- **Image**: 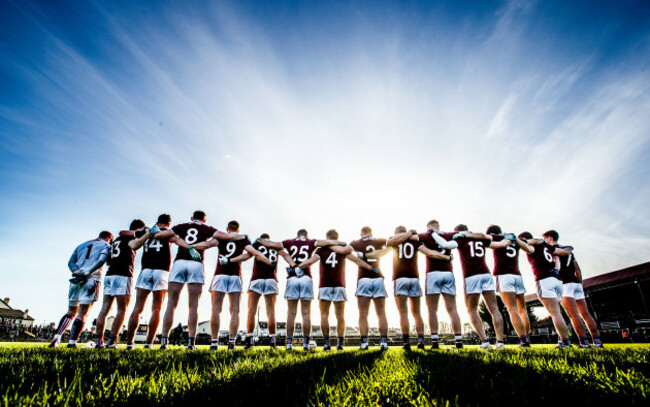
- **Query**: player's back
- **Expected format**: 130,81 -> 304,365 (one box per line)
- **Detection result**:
282,237 -> 317,277
526,242 -> 557,281
418,232 -> 454,272
491,235 -> 520,276
315,247 -> 347,288
251,241 -> 279,281
215,238 -> 250,276
71,239 -> 110,279
172,221 -> 217,262
455,236 -> 491,278
390,238 -> 422,280
106,235 -> 137,277
557,245 -> 579,284
350,237 -> 386,279
141,228 -> 172,271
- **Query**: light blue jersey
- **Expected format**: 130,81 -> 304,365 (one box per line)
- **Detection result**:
68,239 -> 110,281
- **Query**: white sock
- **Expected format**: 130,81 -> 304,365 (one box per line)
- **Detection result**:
53,334 -> 61,341
431,334 -> 439,340
455,335 -> 462,340
68,339 -> 77,345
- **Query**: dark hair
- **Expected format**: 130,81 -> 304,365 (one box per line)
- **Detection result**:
543,230 -> 559,241
518,231 -> 533,241
326,229 -> 339,240
486,224 -> 502,235
98,231 -> 113,241
157,214 -> 172,224
361,226 -> 372,235
227,220 -> 239,231
454,224 -> 468,232
193,210 -> 206,221
130,219 -> 145,231
260,233 -> 270,239
297,229 -> 308,238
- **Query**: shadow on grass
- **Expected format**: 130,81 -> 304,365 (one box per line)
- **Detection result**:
402,350 -> 648,406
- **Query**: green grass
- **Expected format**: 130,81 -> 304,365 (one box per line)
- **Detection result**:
0,343 -> 648,406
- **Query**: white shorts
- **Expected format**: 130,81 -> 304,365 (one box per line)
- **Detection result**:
68,279 -> 101,306
319,287 -> 347,302
495,274 -> 526,295
464,274 -> 495,295
103,275 -> 133,296
210,274 -> 242,293
562,282 -> 586,300
135,269 -> 169,292
169,260 -> 205,284
249,279 -> 279,295
355,278 -> 388,298
425,271 -> 456,295
394,277 -> 422,297
536,277 -> 563,300
284,276 -> 314,300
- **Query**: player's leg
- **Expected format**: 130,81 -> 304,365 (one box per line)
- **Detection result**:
107,294 -> 131,347
186,283 -> 203,349
576,299 -> 602,346
358,296 -> 371,348
561,296 -> 587,346
210,290 -> 226,349
320,300 -> 332,350
374,297 -> 389,349
227,291 -> 241,349
126,288 -> 150,347
540,297 -> 570,346
286,299 -> 298,349
442,293 -> 463,348
425,294 -> 441,348
409,296 -> 426,349
395,295 -> 411,348
465,293 -> 489,345
95,295 -> 115,348
68,303 -> 93,347
265,294 -> 278,348
300,299 -> 312,350
160,282 -> 183,348
51,305 -> 78,347
334,301 -> 346,350
500,291 -> 527,345
246,291 -> 262,347
516,294 -> 531,337
144,290 -> 166,347
482,290 -> 506,346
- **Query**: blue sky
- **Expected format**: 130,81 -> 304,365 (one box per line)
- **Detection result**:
1,0 -> 649,328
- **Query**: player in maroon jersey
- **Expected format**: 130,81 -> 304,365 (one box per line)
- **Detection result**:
124,214 -> 195,349
195,220 -> 272,350
159,210 -> 247,350
281,229 -> 346,351
350,226 -> 390,350
519,231 -> 573,348
298,229 -> 375,351
453,224 -> 506,349
419,220 -> 464,349
486,225 -> 534,347
385,226 -> 451,350
542,230 -> 602,348
94,219 -> 150,348
234,233 -> 296,349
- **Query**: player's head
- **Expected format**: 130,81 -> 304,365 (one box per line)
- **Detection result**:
130,219 -> 145,231
192,210 -> 206,223
326,229 -> 339,240
518,231 -> 533,242
486,224 -> 502,235
260,233 -> 270,239
227,220 -> 240,232
394,225 -> 407,234
157,214 -> 172,227
542,230 -> 559,245
454,224 -> 468,232
297,229 -> 308,238
427,220 -> 440,231
98,231 -> 114,243
360,226 -> 372,237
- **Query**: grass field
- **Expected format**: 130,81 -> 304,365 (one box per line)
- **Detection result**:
1,343 -> 649,406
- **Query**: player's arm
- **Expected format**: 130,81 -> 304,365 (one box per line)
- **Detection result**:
554,247 -> 572,256
152,229 -> 174,239
489,239 -> 511,249
456,232 -> 492,241
330,245 -> 353,255
431,232 -> 458,249
257,238 -> 283,250
553,256 -> 561,270
297,254 -> 320,269
229,252 -> 254,264
80,250 -> 109,276
345,252 -> 374,271
192,239 -> 219,251
574,260 -> 583,283
515,238 -> 534,254
244,245 -> 272,265
119,230 -> 135,237
279,250 -> 297,267
387,230 -> 418,247
527,238 -> 544,246
169,236 -> 190,249
365,247 -> 392,259
214,231 -> 249,241
315,239 -> 347,247
128,229 -> 151,250
418,246 -> 452,261
68,248 -> 80,273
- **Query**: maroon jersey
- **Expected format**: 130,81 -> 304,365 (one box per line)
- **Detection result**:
525,242 -> 559,281
557,245 -> 580,284
251,241 -> 279,281
456,236 -> 491,278
491,235 -> 521,276
282,237 -> 317,278
106,235 -> 136,277
315,247 -> 348,288
418,231 -> 454,272
350,237 -> 386,279
172,222 -> 218,263
215,238 -> 251,277
141,227 -> 172,271
389,239 -> 422,280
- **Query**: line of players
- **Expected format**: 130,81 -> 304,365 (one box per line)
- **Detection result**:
50,210 -> 603,350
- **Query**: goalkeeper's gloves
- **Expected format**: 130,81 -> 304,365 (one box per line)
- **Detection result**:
504,233 -> 517,242
150,224 -> 161,235
188,247 -> 202,262
452,233 -> 465,240
69,274 -> 88,285
550,268 -> 560,276
219,256 -> 230,266
286,266 -> 295,275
